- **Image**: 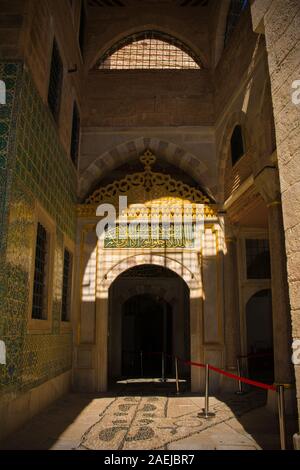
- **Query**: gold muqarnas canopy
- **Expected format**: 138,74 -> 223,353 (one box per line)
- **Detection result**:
78,150 -> 216,219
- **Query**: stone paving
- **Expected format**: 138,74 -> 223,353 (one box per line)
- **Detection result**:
0,381 -> 296,450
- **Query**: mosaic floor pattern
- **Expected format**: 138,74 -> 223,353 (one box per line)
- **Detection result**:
0,381 -> 295,450
78,386 -> 267,450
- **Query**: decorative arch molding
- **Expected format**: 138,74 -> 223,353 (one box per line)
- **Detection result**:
113,282 -> 178,308
217,111 -> 249,203
79,137 -> 212,200
86,23 -> 210,71
244,285 -> 271,307
100,254 -> 199,292
81,150 -> 211,218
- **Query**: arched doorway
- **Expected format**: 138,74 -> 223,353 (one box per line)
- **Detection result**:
108,264 -> 190,387
246,289 -> 274,383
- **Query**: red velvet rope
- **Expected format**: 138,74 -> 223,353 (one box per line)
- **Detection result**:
129,350 -> 276,392
179,358 -> 276,391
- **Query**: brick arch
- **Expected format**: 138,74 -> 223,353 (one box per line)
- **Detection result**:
217,111 -> 250,203
78,137 -> 211,200
101,254 -> 200,292
86,23 -> 209,71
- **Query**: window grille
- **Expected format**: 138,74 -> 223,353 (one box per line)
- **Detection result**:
61,249 -> 73,322
32,223 -> 48,320
48,39 -> 63,121
246,239 -> 271,279
71,102 -> 80,166
97,32 -> 201,70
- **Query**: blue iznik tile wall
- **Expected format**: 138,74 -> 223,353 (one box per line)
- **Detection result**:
0,63 -> 22,271
0,62 -> 76,396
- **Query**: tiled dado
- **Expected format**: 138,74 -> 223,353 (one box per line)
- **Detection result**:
0,62 -> 76,396
0,63 -> 23,260
15,68 -> 77,240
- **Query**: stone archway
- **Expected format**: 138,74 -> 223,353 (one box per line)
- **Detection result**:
100,253 -> 201,291
78,137 -> 212,200
107,265 -> 191,384
95,255 -> 203,393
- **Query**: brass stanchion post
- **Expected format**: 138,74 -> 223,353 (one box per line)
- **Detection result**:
161,352 -> 165,382
175,356 -> 180,395
277,385 -> 287,450
198,364 -> 215,419
236,357 -> 245,395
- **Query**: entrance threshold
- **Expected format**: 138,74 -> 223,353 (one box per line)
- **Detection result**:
116,378 -> 187,384
111,377 -> 189,396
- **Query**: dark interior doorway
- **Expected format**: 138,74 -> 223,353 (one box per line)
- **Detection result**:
108,264 -> 190,388
122,294 -> 172,377
246,289 -> 274,384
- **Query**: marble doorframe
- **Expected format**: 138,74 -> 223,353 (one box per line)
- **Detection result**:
95,251 -> 204,392
108,278 -> 188,380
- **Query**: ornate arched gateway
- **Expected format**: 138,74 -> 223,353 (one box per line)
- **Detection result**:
108,265 -> 191,384
74,151 -> 225,393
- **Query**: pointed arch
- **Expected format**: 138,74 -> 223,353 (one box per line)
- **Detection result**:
79,137 -> 212,201
101,254 -> 200,292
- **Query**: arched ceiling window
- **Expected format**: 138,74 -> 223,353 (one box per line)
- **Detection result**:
231,125 -> 245,166
224,0 -> 249,47
96,31 -> 202,70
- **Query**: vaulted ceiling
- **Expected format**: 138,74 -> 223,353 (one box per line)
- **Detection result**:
84,0 -> 218,70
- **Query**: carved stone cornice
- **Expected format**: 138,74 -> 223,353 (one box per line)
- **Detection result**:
225,184 -> 262,225
254,166 -> 281,207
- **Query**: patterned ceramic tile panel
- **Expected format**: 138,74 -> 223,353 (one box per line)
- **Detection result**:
15,70 -> 77,240
0,180 -> 34,391
0,62 -> 76,395
0,62 -> 22,259
21,334 -> 73,392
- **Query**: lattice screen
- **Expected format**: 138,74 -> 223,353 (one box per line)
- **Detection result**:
98,33 -> 201,70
